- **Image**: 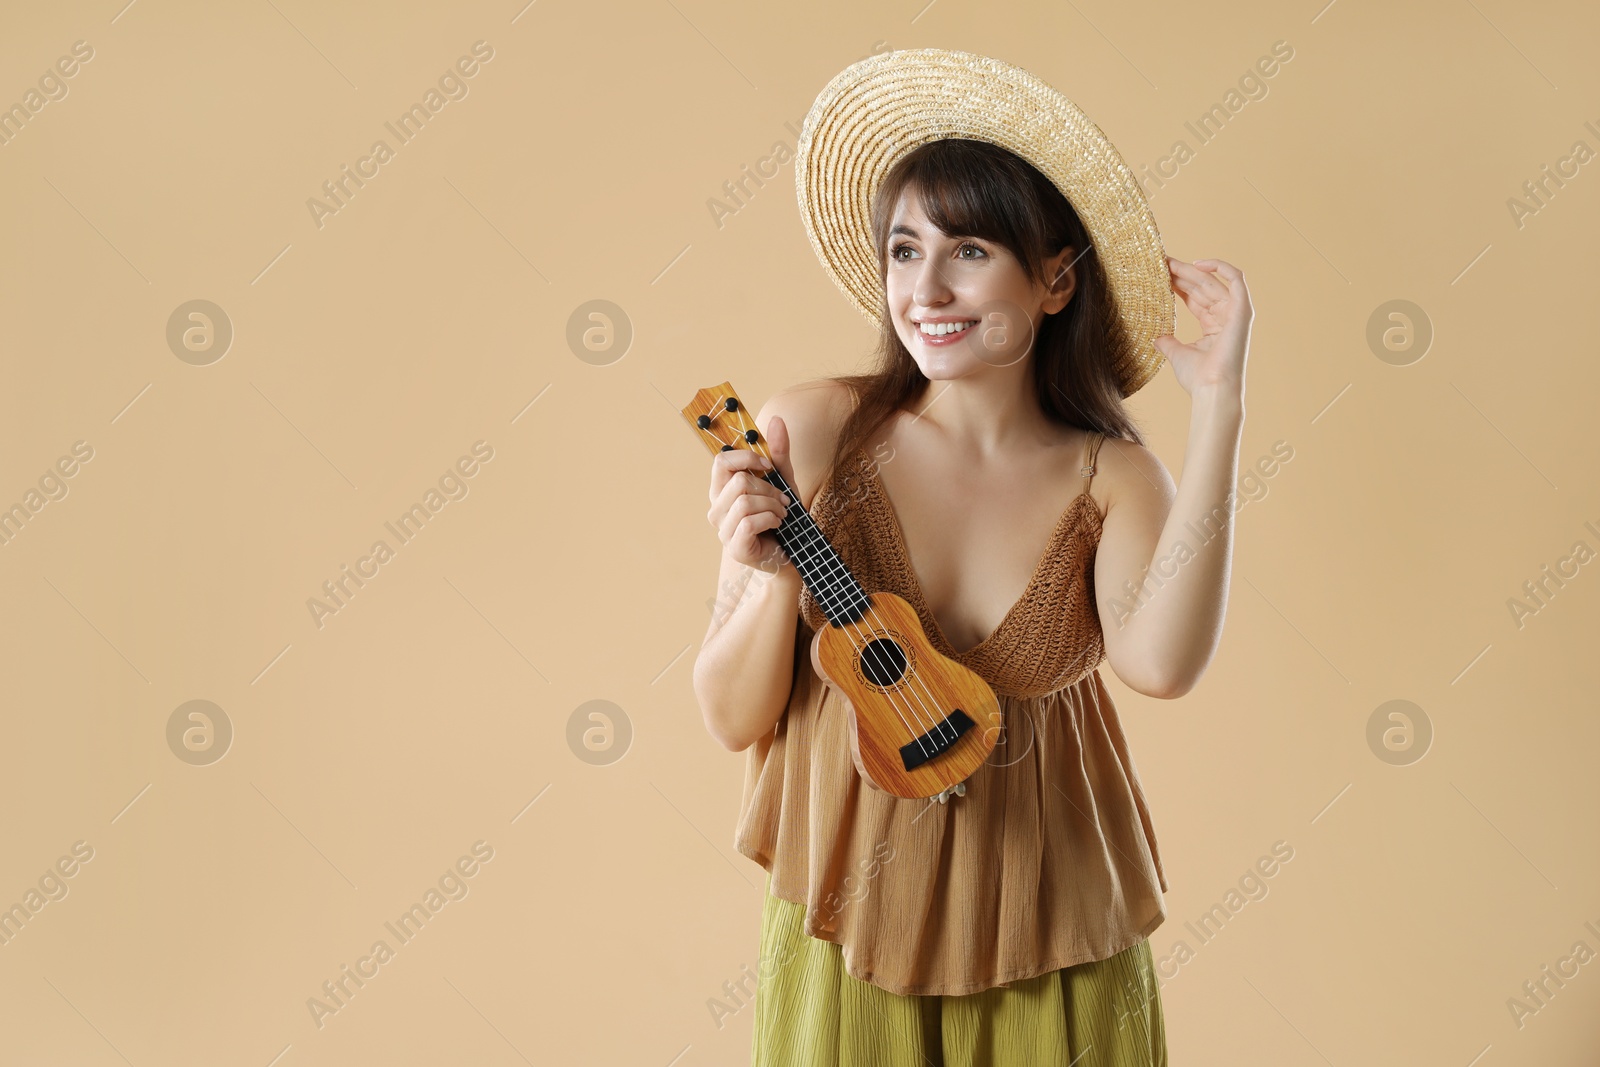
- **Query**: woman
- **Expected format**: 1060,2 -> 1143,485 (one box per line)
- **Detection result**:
693,49 -> 1251,1065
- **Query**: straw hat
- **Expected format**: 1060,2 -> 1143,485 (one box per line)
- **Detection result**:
794,47 -> 1174,397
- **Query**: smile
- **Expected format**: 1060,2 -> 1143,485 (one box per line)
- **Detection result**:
915,319 -> 977,337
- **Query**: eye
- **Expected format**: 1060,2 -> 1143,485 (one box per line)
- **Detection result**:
889,240 -> 985,261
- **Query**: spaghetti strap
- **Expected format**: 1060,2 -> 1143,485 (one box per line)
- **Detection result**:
1080,431 -> 1105,493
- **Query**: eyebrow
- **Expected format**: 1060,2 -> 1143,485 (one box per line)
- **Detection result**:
888,224 -> 975,241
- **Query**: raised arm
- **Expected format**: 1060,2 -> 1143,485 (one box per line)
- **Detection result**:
1093,257 -> 1253,699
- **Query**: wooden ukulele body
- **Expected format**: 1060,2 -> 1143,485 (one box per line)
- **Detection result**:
809,590 -> 1003,799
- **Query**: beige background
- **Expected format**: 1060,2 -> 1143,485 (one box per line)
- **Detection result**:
0,0 -> 1596,1063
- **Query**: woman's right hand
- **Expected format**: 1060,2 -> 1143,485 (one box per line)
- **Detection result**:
707,414 -> 796,571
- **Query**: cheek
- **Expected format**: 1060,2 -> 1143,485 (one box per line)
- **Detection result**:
883,283 -> 910,323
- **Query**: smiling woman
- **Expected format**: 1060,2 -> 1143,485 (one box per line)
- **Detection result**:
847,134 -> 1143,460
694,46 -> 1251,1066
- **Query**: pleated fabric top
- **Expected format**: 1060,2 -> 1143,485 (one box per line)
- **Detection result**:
734,432 -> 1170,997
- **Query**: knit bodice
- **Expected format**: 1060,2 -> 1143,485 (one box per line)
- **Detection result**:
797,443 -> 1108,698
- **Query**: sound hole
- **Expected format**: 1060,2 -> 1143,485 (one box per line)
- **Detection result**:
858,637 -> 908,687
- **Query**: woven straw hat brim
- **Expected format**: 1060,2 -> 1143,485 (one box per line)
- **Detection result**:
794,48 -> 1174,397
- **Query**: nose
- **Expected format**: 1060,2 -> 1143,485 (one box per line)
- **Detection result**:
912,255 -> 954,310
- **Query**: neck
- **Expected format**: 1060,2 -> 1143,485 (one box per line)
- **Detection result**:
910,371 -> 1050,459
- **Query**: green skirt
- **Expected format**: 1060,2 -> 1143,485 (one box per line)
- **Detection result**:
751,881 -> 1167,1067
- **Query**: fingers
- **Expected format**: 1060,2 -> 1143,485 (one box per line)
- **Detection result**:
1170,255 -> 1246,290
704,411 -> 801,568
1198,259 -> 1252,314
724,499 -> 783,546
1166,255 -> 1228,297
1194,258 -> 1244,285
708,468 -> 791,552
708,445 -> 774,503
1167,255 -> 1248,312
713,468 -> 788,514
719,492 -> 789,565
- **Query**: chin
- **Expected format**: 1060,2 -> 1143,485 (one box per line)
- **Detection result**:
909,353 -> 978,381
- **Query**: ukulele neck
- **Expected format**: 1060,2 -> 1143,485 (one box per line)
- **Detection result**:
679,381 -> 872,629
762,468 -> 870,628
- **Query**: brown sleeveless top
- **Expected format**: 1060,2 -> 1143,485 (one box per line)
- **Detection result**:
733,431 -> 1169,997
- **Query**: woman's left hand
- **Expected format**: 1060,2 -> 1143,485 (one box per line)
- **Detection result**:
1155,256 -> 1252,400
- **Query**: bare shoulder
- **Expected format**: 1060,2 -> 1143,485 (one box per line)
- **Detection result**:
755,378 -> 856,510
1095,433 -> 1176,521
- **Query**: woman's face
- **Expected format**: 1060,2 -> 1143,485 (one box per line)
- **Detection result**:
883,187 -> 1076,377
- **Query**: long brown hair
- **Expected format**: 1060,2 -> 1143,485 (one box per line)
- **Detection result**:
821,137 -> 1147,485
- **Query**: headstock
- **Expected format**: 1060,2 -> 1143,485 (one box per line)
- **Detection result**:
680,381 -> 774,465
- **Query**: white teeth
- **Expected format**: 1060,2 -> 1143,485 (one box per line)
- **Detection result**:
917,320 -> 976,336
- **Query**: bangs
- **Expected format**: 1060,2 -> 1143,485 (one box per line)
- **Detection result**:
874,138 -> 1060,286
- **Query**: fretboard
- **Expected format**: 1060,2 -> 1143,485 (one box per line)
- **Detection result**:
761,468 -> 870,627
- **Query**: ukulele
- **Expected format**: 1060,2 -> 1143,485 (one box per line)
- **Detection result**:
683,381 -> 1003,801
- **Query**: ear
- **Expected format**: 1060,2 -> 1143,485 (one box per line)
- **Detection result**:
1041,246 -> 1078,315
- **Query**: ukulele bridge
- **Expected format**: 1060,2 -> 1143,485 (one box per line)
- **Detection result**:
899,709 -> 976,772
